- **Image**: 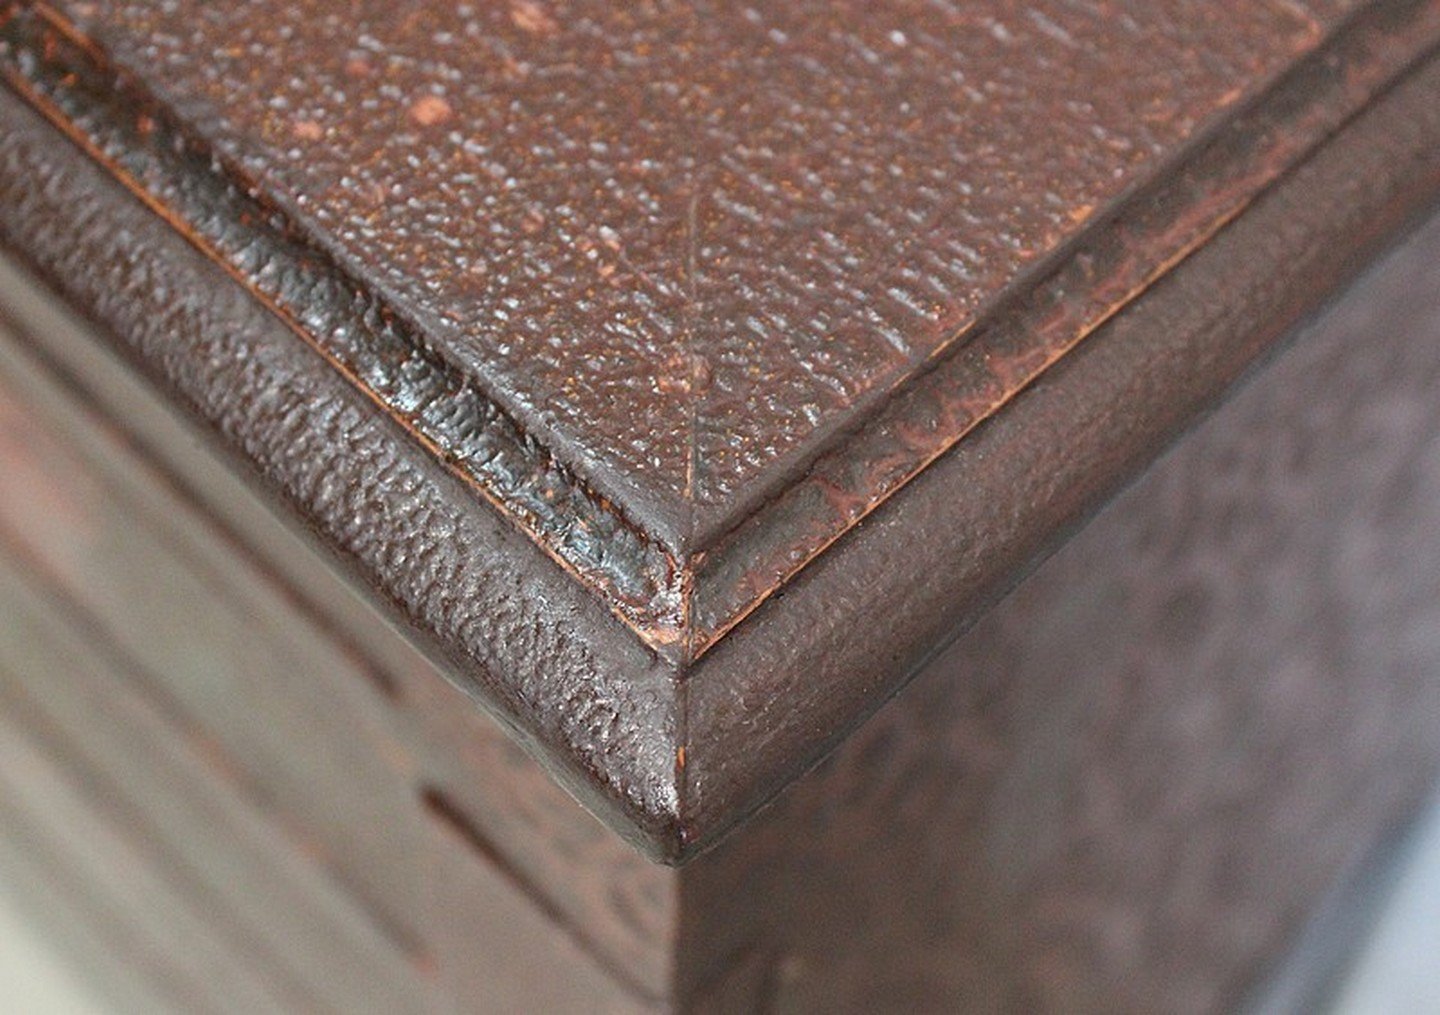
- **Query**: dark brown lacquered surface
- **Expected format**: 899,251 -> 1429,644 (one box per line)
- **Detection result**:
32,0 -> 1354,522
5,0 -> 1440,859
0,0 -> 1393,656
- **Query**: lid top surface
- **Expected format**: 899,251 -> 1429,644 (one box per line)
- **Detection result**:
47,0 -> 1350,547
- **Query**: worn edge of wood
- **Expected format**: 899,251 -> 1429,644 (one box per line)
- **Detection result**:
3,4 -> 1440,863
4,0 -> 1440,664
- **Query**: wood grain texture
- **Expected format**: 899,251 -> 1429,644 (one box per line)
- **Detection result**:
0,552 -> 430,1013
0,261 -> 678,991
0,357 -> 436,959
0,312 -> 677,1000
0,306 -> 672,1009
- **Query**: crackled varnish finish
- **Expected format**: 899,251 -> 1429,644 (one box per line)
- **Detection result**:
6,0 -> 1439,659
4,0 -> 1440,1010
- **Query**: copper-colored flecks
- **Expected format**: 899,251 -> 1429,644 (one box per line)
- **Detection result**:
4,0 -> 1436,663
407,94 -> 452,128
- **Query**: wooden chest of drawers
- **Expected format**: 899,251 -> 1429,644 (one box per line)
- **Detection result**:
4,0 -> 1440,1010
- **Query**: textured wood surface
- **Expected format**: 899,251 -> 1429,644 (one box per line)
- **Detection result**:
4,1 -> 1440,660
5,5 -> 1440,858
38,0 -> 1369,522
0,86 -> 687,857
5,157 -> 1440,1015
0,557 -> 429,1014
675,195 -> 1440,1014
674,45 -> 1440,855
0,0 -> 1366,536
5,1 -> 1440,1008
0,307 -> 674,1004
